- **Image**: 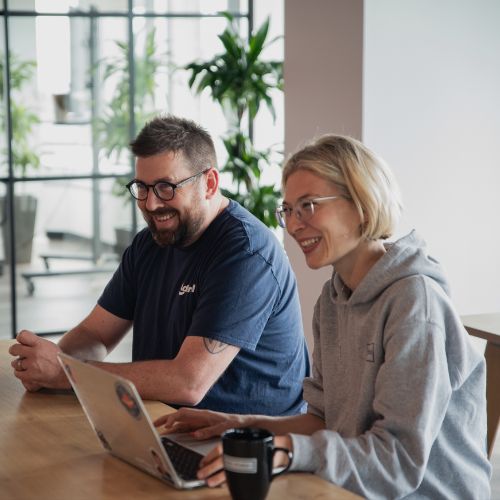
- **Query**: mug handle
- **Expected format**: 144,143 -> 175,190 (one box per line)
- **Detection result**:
271,447 -> 293,479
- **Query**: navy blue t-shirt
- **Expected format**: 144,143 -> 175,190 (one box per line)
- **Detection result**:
98,200 -> 309,415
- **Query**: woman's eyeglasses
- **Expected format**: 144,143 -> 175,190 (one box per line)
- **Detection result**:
275,196 -> 345,228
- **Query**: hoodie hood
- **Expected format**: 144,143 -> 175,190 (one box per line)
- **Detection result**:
331,230 -> 450,305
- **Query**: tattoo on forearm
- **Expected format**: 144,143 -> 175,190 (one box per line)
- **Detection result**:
203,338 -> 229,354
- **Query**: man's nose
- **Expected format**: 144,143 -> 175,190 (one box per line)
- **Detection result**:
144,188 -> 165,211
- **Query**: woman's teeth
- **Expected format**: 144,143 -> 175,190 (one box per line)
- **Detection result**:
301,237 -> 320,248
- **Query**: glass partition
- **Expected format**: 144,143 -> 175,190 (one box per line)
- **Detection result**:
132,0 -> 248,16
10,0 -> 128,13
14,177 -> 124,334
0,1 -> 284,339
0,181 -> 12,337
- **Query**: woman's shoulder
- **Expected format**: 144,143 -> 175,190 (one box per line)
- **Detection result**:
378,274 -> 466,354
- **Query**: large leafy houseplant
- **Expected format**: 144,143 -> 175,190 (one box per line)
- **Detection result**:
95,28 -> 163,165
0,53 -> 40,263
185,13 -> 283,228
94,29 -> 165,253
0,53 -> 41,176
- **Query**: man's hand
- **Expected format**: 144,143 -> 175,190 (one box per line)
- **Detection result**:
8,330 -> 70,391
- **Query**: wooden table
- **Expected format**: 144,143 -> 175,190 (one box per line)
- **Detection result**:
462,313 -> 500,457
0,340 -> 360,499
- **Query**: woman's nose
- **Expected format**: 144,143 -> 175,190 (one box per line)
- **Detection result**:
286,211 -> 306,236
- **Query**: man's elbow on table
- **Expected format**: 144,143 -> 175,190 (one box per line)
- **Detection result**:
166,377 -> 212,407
155,358 -> 216,407
160,337 -> 240,407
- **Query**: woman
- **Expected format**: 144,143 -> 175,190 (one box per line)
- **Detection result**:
155,135 -> 491,498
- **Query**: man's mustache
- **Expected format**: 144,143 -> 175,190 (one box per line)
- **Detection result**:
145,207 -> 178,217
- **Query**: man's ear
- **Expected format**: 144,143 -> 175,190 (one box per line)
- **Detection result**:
205,167 -> 219,199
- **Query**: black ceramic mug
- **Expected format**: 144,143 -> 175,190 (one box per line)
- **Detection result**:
222,428 -> 293,500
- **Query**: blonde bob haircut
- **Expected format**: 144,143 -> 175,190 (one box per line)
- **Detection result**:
282,134 -> 402,240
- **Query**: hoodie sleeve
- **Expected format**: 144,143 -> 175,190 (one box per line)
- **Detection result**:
301,293 -> 326,420
289,277 -> 470,498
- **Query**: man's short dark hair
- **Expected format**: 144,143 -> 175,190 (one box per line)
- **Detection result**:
130,115 -> 217,172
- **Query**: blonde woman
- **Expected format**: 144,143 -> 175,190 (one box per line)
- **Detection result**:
155,135 -> 491,499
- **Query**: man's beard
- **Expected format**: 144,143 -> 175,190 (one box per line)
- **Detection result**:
143,205 -> 205,248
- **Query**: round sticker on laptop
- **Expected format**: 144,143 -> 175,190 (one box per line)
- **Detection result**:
96,429 -> 112,451
150,447 -> 170,479
115,382 -> 142,420
63,362 -> 76,385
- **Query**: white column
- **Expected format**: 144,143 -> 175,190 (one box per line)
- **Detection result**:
284,0 -> 364,352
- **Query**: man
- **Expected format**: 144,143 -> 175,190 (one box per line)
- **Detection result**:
9,115 -> 309,415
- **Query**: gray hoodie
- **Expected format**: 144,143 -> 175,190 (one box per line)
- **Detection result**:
290,231 -> 491,499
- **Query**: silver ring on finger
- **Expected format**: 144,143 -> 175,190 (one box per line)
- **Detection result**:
17,357 -> 25,371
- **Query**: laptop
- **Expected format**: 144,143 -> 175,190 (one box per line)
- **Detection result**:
57,352 -> 219,489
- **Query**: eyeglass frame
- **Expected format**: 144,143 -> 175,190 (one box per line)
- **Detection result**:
126,168 -> 211,201
275,195 -> 347,228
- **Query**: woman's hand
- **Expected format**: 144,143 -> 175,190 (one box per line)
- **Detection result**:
196,434 -> 294,488
197,442 -> 225,487
273,435 -> 294,469
154,407 -> 247,439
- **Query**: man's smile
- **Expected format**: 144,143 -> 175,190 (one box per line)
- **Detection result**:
153,212 -> 176,223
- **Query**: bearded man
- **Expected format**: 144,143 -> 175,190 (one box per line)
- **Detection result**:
9,115 -> 309,416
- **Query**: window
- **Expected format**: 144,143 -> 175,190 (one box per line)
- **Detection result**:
1,0 -> 283,338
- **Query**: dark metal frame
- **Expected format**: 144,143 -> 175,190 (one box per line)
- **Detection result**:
0,0 -> 253,338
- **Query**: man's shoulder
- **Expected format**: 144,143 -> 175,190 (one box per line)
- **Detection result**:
195,200 -> 294,283
219,200 -> 281,253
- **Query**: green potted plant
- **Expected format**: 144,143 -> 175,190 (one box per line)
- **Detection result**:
95,28 -> 163,161
185,13 -> 283,228
0,53 -> 40,264
95,28 -> 165,254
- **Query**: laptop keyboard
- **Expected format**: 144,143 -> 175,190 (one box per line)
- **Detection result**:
161,437 -> 203,481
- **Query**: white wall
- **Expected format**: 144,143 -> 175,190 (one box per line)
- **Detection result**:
363,0 -> 500,314
284,0 -> 363,351
285,0 -> 500,351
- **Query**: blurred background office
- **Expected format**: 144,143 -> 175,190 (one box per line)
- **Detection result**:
0,0 -> 284,336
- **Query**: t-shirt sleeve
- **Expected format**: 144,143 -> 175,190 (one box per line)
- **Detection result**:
97,242 -> 137,321
187,244 -> 281,350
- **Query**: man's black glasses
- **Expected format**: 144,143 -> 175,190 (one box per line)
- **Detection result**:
126,168 -> 211,201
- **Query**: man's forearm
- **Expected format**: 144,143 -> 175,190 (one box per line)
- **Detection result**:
79,335 -> 239,406
58,326 -> 108,361
89,358 -> 207,406
57,304 -> 132,362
